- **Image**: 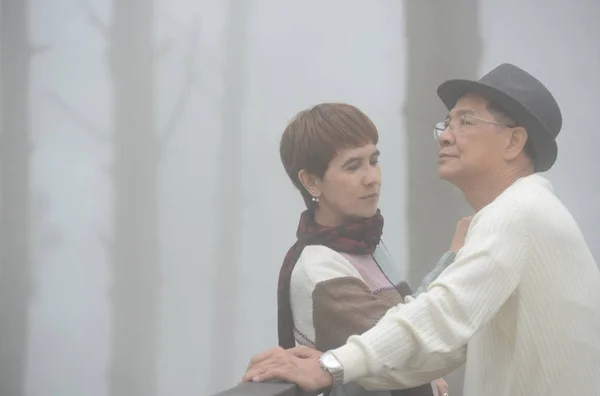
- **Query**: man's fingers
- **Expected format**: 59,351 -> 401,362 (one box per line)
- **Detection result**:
250,360 -> 282,375
243,363 -> 275,383
243,358 -> 287,382
289,345 -> 316,358
242,367 -> 265,383
242,347 -> 304,385
252,367 -> 295,384
248,346 -> 284,367
249,346 -> 284,364
243,353 -> 328,394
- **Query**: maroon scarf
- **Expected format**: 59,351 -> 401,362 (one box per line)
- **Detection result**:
277,209 -> 384,348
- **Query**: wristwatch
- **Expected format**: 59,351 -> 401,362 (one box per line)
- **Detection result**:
319,351 -> 344,387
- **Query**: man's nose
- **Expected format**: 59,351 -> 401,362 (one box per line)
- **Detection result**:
438,127 -> 454,147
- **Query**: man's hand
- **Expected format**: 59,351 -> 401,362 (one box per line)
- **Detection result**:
242,346 -> 333,392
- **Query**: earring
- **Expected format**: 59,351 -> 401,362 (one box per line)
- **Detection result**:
312,196 -> 319,203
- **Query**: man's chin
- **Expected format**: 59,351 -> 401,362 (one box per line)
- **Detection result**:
437,165 -> 457,182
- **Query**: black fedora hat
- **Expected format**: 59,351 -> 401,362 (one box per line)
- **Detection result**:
437,63 -> 562,172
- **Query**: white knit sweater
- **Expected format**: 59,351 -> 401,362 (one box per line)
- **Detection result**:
332,174 -> 600,396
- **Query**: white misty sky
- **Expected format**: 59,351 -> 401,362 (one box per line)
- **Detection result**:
15,0 -> 600,395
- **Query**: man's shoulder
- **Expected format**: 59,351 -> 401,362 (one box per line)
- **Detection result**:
477,174 -> 572,235
488,175 -> 560,214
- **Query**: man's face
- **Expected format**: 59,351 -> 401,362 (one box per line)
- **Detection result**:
436,93 -> 513,183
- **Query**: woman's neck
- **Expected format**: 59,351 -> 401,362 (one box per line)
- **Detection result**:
313,206 -> 344,227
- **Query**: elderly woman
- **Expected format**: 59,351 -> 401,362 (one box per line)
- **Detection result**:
276,103 -> 465,396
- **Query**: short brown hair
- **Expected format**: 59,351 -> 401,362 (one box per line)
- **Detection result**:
280,103 -> 379,207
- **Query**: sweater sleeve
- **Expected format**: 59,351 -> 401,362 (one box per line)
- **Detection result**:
332,201 -> 529,389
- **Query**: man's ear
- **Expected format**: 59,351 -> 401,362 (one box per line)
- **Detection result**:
505,127 -> 528,161
298,169 -> 321,199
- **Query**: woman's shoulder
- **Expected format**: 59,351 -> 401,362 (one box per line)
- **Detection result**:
298,244 -> 344,260
293,245 -> 362,285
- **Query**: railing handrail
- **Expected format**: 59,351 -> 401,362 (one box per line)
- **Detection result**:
211,381 -> 315,396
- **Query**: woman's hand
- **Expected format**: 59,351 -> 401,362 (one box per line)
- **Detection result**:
434,377 -> 449,396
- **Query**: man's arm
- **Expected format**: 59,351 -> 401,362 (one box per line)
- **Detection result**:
332,202 -> 529,388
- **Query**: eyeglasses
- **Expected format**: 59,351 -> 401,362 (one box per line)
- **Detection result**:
433,114 -> 515,140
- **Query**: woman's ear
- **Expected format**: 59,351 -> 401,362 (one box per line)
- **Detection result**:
298,169 -> 321,199
505,127 -> 528,161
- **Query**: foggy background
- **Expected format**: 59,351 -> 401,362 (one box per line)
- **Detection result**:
0,0 -> 598,395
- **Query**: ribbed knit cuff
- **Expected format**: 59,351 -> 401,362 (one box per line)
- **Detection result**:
331,342 -> 370,384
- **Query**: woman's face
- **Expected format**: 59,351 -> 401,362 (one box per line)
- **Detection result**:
310,143 -> 381,226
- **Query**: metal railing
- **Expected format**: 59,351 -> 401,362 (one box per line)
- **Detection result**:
212,381 -> 315,396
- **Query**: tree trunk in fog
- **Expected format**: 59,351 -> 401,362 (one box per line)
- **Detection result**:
0,1 -> 32,395
404,0 -> 482,393
108,1 -> 160,395
209,1 -> 249,392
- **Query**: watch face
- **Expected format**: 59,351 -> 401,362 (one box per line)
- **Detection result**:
322,353 -> 342,371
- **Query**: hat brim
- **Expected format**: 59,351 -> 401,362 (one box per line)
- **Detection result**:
437,79 -> 557,172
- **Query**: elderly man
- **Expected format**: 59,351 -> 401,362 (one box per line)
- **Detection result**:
243,64 -> 600,396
